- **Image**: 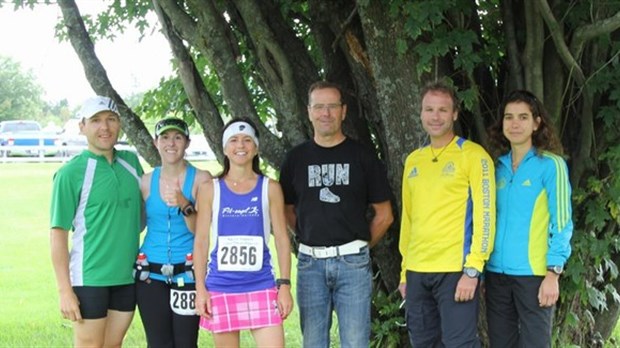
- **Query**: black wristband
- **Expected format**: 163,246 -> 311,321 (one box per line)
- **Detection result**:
276,278 -> 291,289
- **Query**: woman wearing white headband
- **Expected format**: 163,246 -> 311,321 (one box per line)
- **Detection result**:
193,118 -> 293,347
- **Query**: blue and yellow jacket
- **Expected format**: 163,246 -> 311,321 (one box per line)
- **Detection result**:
486,148 -> 573,276
399,136 -> 495,281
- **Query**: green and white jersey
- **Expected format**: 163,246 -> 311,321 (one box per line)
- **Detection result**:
50,149 -> 144,286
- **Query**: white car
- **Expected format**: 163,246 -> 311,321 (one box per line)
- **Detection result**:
0,120 -> 60,157
187,136 -> 216,160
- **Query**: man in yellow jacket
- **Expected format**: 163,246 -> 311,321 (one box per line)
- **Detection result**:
399,81 -> 495,347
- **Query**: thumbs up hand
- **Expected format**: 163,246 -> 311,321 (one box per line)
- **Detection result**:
163,178 -> 184,207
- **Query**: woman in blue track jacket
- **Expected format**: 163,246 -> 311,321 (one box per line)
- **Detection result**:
485,90 -> 573,348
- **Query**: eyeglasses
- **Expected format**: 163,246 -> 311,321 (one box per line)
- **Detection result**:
309,103 -> 343,112
155,118 -> 189,137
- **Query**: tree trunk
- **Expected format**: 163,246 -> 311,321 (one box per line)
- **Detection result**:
57,0 -> 159,165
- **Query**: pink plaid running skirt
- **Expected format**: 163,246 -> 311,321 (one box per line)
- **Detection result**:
200,287 -> 282,333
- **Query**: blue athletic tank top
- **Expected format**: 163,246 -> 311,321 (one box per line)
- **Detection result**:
140,164 -> 196,283
205,175 -> 275,292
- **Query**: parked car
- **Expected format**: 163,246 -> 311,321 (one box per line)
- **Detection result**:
0,120 -> 60,157
187,135 -> 216,160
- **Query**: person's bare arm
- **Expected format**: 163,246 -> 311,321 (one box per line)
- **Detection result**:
368,201 -> 394,248
50,228 -> 81,321
193,180 -> 214,318
181,170 -> 212,233
284,204 -> 297,233
269,180 -> 293,319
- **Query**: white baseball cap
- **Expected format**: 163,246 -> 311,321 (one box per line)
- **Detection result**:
79,96 -> 120,119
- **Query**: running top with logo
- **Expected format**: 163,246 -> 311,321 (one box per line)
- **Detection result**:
140,165 -> 197,283
487,148 -> 572,276
399,136 -> 495,281
206,175 -> 274,293
279,138 -> 392,247
50,150 -> 143,286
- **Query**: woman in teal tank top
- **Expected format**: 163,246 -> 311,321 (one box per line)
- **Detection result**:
136,117 -> 212,348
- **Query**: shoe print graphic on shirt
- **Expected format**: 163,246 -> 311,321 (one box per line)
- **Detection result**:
320,187 -> 340,203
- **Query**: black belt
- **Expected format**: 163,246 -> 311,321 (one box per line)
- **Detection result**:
149,262 -> 186,276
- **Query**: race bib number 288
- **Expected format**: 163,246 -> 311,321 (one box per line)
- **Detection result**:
217,235 -> 264,272
170,289 -> 196,316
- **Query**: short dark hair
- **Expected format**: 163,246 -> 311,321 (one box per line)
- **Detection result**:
307,81 -> 344,106
420,80 -> 460,112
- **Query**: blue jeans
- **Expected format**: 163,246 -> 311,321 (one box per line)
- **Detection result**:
297,247 -> 372,348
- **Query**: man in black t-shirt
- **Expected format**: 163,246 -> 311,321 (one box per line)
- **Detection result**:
279,81 -> 393,348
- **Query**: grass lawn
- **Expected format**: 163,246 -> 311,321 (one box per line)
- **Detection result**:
0,160 -> 309,347
1,160 -> 618,347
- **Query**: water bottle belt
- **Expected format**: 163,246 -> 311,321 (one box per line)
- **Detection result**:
149,262 -> 187,276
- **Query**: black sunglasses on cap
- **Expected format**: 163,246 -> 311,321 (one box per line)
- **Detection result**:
155,118 -> 190,138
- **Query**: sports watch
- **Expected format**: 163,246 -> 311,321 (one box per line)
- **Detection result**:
181,202 -> 196,217
547,265 -> 564,275
463,267 -> 480,278
276,278 -> 291,289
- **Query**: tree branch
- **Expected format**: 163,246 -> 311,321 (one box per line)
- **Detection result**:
501,0 -> 524,90
231,0 -> 307,147
151,0 -> 198,43
56,0 -> 158,165
523,1 -> 545,97
535,0 -> 586,86
152,0 -> 225,162
157,0 -> 287,166
571,11 -> 620,58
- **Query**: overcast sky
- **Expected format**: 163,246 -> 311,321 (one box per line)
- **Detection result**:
0,2 -> 173,108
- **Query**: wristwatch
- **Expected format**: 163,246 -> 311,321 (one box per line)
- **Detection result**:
276,278 -> 291,289
547,265 -> 564,275
181,202 -> 196,217
463,267 -> 480,278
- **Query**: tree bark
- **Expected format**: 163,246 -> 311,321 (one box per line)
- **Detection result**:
501,0 -> 524,91
157,0 -> 287,167
231,0 -> 310,147
356,0 -> 426,291
152,0 -> 225,162
57,0 -> 158,165
523,1 -> 545,98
